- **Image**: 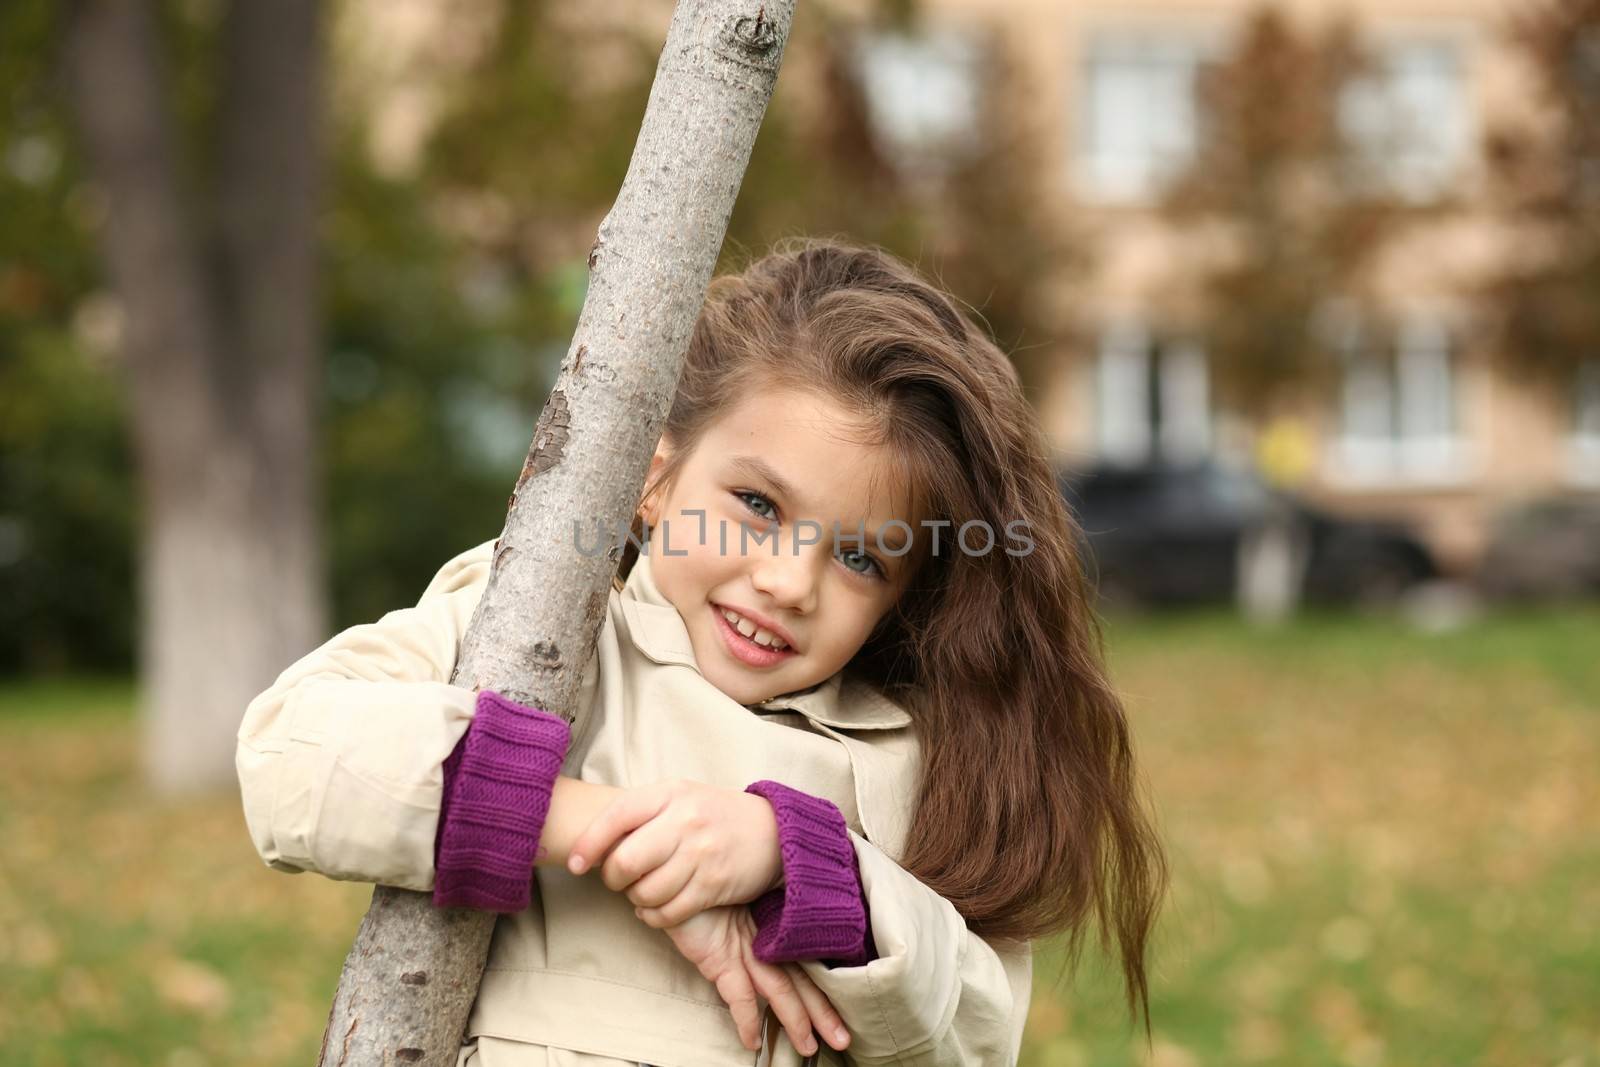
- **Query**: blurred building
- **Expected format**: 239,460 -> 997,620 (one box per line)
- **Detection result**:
847,0 -> 1595,574
339,0 -> 1596,575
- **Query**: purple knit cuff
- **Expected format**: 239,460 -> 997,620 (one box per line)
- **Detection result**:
432,690 -> 571,912
744,779 -> 876,967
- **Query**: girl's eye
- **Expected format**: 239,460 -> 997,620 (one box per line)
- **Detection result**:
734,490 -> 778,521
840,549 -> 886,581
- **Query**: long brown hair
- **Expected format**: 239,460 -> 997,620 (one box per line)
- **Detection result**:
622,237 -> 1168,1031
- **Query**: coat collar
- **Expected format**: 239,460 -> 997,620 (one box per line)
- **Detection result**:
618,549 -> 912,732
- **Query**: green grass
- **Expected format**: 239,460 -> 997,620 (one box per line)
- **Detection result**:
2,609 -> 1597,1066
0,677 -> 371,1067
0,676 -> 138,721
1024,609 -> 1600,1067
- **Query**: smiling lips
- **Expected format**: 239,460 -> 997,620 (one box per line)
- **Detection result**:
713,605 -> 797,667
718,605 -> 793,651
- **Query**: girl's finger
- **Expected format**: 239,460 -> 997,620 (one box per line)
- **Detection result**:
599,823 -> 679,894
648,882 -> 712,928
630,908 -> 681,927
624,852 -> 696,909
746,957 -> 818,1058
784,963 -> 850,1051
567,786 -> 668,874
711,963 -> 762,1051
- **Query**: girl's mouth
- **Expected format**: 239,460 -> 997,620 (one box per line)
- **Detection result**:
712,605 -> 797,668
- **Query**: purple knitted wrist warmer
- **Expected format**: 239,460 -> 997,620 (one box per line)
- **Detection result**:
744,779 -> 876,967
433,689 -> 571,913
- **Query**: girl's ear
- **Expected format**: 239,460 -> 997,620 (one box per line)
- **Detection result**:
637,438 -> 673,525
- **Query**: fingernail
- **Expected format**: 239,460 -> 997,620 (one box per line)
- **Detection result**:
834,1027 -> 849,1045
803,1038 -> 817,1055
567,855 -> 584,874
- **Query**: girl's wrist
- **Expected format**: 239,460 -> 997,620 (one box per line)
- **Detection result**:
744,790 -> 787,896
538,776 -> 623,869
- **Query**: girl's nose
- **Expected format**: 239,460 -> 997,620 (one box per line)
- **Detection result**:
748,545 -> 819,613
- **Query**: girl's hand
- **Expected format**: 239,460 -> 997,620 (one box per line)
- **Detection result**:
656,904 -> 851,1057
567,778 -> 783,925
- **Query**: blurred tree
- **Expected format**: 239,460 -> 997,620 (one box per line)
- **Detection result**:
416,0 -> 657,338
923,25 -> 1087,404
62,0 -> 324,792
1482,0 -> 1600,382
0,1 -> 528,683
411,0 -> 1083,400
727,9 -> 1086,403
1159,7 -> 1403,411
319,142 -> 520,631
0,2 -> 137,674
411,0 -> 917,319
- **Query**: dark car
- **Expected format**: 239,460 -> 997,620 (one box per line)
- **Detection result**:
1478,496 -> 1600,601
1057,460 -> 1438,608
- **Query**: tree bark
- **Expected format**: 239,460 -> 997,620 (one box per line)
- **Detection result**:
63,0 -> 327,794
314,2 -> 795,1063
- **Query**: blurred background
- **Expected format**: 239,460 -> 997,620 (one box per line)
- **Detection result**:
2,0 -> 1597,1064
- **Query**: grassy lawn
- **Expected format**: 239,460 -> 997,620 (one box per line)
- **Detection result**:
2,610 -> 1598,1066
1025,609 -> 1600,1067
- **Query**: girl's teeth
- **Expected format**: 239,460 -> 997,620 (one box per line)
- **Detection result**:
721,608 -> 788,651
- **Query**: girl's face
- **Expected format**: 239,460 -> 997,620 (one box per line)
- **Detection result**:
639,387 -> 918,705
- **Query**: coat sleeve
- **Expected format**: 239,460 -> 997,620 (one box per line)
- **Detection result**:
234,539 -> 498,891
795,831 -> 1033,1066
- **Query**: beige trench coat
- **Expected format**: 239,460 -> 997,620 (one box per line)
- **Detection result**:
236,540 -> 1032,1066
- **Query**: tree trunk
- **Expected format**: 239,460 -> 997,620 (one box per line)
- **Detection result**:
314,2 -> 796,1063
62,0 -> 326,793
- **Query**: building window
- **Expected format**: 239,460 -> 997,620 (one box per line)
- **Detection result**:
1076,30 -> 1211,202
1339,36 -> 1472,201
1095,319 -> 1211,463
1333,315 -> 1467,483
853,28 -> 980,173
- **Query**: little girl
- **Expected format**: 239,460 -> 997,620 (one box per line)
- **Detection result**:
237,239 -> 1168,1066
